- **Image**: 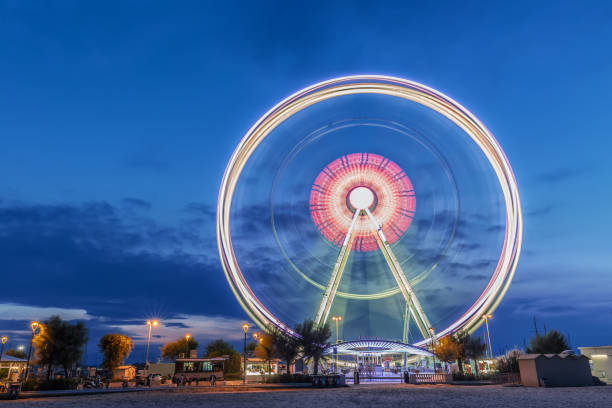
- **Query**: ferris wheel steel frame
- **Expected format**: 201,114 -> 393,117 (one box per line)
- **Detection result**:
217,75 -> 523,346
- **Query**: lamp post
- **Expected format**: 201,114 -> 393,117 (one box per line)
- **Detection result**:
24,321 -> 39,381
331,316 -> 342,344
185,334 -> 191,358
145,320 -> 159,365
242,323 -> 249,385
0,336 -> 7,368
482,314 -> 493,359
429,327 -> 437,373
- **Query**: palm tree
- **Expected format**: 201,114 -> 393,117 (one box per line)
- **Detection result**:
269,326 -> 299,375
295,319 -> 331,375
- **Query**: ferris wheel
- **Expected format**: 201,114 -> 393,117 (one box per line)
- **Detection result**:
217,75 -> 522,346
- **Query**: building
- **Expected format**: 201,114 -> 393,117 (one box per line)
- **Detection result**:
112,365 -> 136,380
518,354 -> 593,387
0,355 -> 27,381
579,345 -> 612,384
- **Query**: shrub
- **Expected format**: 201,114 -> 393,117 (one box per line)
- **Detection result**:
263,373 -> 312,383
37,378 -> 80,390
497,349 -> 522,373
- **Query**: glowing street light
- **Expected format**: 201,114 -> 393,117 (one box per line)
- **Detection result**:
482,314 -> 493,359
331,316 -> 342,344
185,334 -> 191,357
145,320 -> 159,365
0,336 -> 7,367
24,321 -> 40,380
242,323 -> 250,385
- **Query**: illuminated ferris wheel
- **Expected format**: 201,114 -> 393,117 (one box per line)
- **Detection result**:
217,75 -> 522,346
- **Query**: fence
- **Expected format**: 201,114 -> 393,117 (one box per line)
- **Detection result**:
408,373 -> 453,384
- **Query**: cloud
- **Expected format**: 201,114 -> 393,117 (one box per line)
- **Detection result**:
122,197 -> 152,210
535,167 -> 587,183
111,314 -> 251,344
525,205 -> 554,217
0,303 -> 92,321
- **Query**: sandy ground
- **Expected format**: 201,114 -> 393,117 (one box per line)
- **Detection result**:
4,384 -> 612,408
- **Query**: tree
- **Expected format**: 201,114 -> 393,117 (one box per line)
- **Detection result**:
204,339 -> 241,375
526,330 -> 569,354
98,334 -> 132,372
269,326 -> 299,375
4,349 -> 26,359
295,319 -> 331,375
34,315 -> 89,379
254,333 -> 276,376
161,337 -> 199,361
434,335 -> 461,366
463,335 -> 486,374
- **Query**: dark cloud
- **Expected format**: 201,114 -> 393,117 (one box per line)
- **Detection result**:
122,197 -> 152,210
526,205 -> 554,217
0,200 -> 241,324
164,322 -> 190,328
535,167 -> 587,183
182,203 -> 215,218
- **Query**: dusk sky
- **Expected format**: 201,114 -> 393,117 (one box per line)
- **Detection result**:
1,1 -> 611,364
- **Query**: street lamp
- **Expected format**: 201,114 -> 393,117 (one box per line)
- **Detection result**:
0,336 -> 7,369
185,334 -> 191,358
482,314 -> 493,359
331,316 -> 342,344
429,327 -> 437,373
24,321 -> 40,380
145,320 -> 159,365
242,323 -> 249,385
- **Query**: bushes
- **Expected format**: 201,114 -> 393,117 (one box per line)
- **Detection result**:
497,348 -> 522,373
452,372 -> 493,381
262,373 -> 312,383
21,378 -> 80,391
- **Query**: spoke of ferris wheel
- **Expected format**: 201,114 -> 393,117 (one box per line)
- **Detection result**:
314,209 -> 360,327
364,208 -> 434,340
402,303 -> 412,343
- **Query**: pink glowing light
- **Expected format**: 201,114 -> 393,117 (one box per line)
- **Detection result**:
310,153 -> 415,251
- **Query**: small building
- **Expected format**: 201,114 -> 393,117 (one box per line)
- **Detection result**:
147,362 -> 175,378
518,353 -> 593,387
0,355 -> 27,381
112,365 -> 136,380
578,345 -> 612,384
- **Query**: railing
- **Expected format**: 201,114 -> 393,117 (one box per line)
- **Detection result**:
408,373 -> 452,384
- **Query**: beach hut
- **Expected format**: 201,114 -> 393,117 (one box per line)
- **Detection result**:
518,353 -> 592,387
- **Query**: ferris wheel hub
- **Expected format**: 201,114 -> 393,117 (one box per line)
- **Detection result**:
348,186 -> 375,210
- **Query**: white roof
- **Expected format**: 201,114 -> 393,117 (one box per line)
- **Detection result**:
323,339 -> 432,356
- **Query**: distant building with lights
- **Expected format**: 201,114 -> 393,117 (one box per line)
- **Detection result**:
579,345 -> 612,384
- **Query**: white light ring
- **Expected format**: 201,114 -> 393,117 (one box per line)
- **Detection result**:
217,75 -> 523,340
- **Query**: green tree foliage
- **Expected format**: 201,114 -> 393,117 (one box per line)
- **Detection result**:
295,319 -> 331,375
204,339 -> 241,375
526,329 -> 569,354
269,326 -> 299,375
4,348 -> 26,359
98,334 -> 132,372
34,315 -> 89,378
454,332 -> 487,373
161,336 -> 199,361
497,348 -> 522,373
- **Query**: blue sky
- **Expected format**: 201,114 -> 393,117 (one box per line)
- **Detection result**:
1,0 -> 611,363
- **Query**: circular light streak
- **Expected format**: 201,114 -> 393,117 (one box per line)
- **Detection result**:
310,153 -> 415,252
217,75 -> 523,343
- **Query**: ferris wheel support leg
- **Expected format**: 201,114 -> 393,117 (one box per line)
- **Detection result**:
365,208 -> 433,340
314,210 -> 360,327
403,303 -> 412,344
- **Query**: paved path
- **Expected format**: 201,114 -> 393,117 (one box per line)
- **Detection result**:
2,384 -> 611,408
